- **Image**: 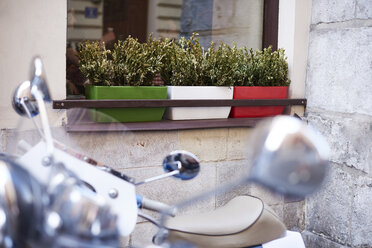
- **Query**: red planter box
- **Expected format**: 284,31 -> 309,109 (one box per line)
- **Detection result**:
230,86 -> 288,118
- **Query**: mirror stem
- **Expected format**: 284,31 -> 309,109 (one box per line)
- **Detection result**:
31,88 -> 54,160
20,99 -> 45,140
135,170 -> 180,186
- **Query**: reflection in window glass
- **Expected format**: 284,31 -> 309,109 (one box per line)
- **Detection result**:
66,0 -> 264,95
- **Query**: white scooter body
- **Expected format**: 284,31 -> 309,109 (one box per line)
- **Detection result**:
147,231 -> 305,248
262,231 -> 305,248
17,141 -> 138,236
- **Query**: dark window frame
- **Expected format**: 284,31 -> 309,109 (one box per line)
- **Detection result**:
262,0 -> 279,50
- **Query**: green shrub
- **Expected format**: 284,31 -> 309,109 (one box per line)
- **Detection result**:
78,42 -> 112,86
78,34 -> 290,87
153,37 -> 176,86
244,47 -> 290,87
110,36 -> 164,86
203,42 -> 245,87
169,33 -> 207,86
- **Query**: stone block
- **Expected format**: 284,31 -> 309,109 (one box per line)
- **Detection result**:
68,130 -> 178,169
283,201 -> 305,232
178,128 -> 228,162
249,185 -> 284,206
129,221 -> 158,247
226,128 -> 254,161
269,204 -> 284,221
356,0 -> 372,19
350,176 -> 372,247
119,235 -> 130,247
306,112 -> 372,174
302,231 -> 349,248
311,0 -> 356,24
306,163 -> 353,245
306,26 -> 372,116
216,159 -> 285,207
215,160 -> 251,207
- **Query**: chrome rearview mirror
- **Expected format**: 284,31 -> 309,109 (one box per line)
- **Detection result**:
30,56 -> 51,102
12,80 -> 38,117
248,116 -> 329,197
136,151 -> 200,186
12,56 -> 55,158
162,150 -> 200,180
12,57 -> 51,117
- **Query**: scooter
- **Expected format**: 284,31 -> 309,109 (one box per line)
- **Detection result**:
1,57 -> 329,247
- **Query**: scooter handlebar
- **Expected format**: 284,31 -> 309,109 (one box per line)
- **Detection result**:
137,195 -> 175,216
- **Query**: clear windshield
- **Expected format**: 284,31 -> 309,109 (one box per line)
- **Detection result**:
3,103 -> 212,247
6,104 -> 143,172
4,104 -> 145,244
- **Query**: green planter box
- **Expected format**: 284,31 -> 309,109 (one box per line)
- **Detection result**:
85,85 -> 167,122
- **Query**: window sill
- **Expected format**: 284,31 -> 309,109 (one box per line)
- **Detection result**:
63,117 -> 264,132
53,99 -> 306,132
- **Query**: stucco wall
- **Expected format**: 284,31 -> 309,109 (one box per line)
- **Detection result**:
303,0 -> 372,247
0,0 -> 66,129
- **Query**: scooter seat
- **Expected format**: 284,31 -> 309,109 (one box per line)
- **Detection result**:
165,195 -> 286,248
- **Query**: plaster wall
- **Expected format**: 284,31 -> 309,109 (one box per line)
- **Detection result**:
0,0 -> 66,128
304,0 -> 372,247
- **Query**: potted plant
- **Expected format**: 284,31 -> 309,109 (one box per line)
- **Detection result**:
79,37 -> 168,122
78,34 -> 290,122
229,46 -> 290,118
164,34 -> 234,120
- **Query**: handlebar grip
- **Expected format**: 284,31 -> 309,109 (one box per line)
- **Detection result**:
139,196 -> 175,216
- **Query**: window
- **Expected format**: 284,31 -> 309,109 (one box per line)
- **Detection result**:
66,0 -> 279,96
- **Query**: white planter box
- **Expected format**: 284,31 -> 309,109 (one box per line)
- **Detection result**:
164,86 -> 234,120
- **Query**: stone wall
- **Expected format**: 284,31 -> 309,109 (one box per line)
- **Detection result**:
304,0 -> 372,247
0,124 -> 303,247
69,127 -> 301,247
115,127 -> 305,246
